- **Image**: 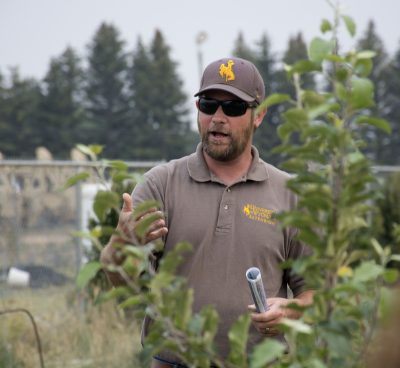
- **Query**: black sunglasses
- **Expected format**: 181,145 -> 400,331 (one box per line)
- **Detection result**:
198,97 -> 257,117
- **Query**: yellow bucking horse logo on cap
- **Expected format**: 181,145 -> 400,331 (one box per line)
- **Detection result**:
219,60 -> 235,81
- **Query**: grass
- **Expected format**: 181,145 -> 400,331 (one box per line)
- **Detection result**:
0,285 -> 142,368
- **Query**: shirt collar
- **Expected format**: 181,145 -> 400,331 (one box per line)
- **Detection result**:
187,143 -> 269,183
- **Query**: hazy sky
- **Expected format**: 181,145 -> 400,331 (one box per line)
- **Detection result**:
1,0 -> 399,106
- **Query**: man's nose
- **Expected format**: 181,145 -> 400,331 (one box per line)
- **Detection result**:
211,106 -> 228,123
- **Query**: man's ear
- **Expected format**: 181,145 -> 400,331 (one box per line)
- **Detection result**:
254,108 -> 267,129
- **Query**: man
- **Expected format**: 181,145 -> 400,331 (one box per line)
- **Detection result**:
101,57 -> 313,367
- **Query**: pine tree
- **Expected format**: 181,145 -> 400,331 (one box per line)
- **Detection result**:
356,20 -> 392,163
231,32 -> 257,62
253,33 -> 283,165
127,38 -> 159,159
38,47 -> 86,158
280,32 -> 315,97
0,69 -> 41,158
0,71 -> 7,156
379,42 -> 400,164
129,30 -> 193,160
231,32 -> 316,165
85,22 -> 130,158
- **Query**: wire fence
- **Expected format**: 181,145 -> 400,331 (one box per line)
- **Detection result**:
0,159 -> 161,287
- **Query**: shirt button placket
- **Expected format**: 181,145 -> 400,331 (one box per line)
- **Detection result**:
216,187 -> 233,232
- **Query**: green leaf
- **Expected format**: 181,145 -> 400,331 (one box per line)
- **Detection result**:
124,245 -> 148,260
279,318 -> 312,334
320,328 -> 352,358
118,295 -> 144,309
354,58 -> 373,77
383,269 -> 399,284
335,81 -> 348,101
96,286 -> 131,304
308,103 -> 338,120
63,172 -> 90,190
278,108 -> 309,142
301,90 -> 326,107
227,314 -> 251,366
134,212 -> 164,240
200,305 -> 219,339
356,116 -> 391,134
308,37 -> 335,63
370,238 -> 384,258
390,254 -> 400,263
76,144 -> 103,160
320,19 -> 332,33
93,190 -> 120,221
107,160 -> 129,171
76,261 -> 102,289
341,15 -> 356,37
259,93 -> 291,109
346,250 -> 369,265
88,144 -> 104,155
112,171 -> 135,183
349,77 -> 374,109
353,261 -> 384,282
335,67 -> 350,83
356,50 -> 376,60
150,271 -> 175,294
307,359 -> 328,368
76,144 -> 94,157
174,289 -> 194,329
250,339 -> 286,368
325,54 -> 345,62
158,242 -> 192,274
132,200 -> 161,219
290,60 -> 321,75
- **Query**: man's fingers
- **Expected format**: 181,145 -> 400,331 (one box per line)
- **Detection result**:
146,227 -> 168,242
122,193 -> 133,212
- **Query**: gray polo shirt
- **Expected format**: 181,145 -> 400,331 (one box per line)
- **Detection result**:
132,143 -> 309,360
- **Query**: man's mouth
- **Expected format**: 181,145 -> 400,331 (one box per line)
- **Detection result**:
209,131 -> 229,138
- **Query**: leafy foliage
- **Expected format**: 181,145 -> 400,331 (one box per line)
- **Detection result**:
68,4 -> 400,367
265,5 -> 400,367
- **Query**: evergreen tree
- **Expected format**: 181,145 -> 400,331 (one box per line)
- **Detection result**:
280,32 -> 315,97
0,71 -> 7,156
379,42 -> 400,164
38,47 -> 86,158
232,32 -> 281,163
127,38 -> 159,159
130,30 -> 193,160
231,32 -> 316,165
231,32 -> 257,62
356,20 -> 392,163
85,22 -> 130,158
0,69 -> 41,158
251,34 -> 282,165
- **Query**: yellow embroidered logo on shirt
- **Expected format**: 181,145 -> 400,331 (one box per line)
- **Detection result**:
243,204 -> 276,225
219,60 -> 235,81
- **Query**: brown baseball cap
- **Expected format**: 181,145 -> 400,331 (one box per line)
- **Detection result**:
194,57 -> 265,104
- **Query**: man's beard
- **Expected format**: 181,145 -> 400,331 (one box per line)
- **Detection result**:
198,116 -> 254,162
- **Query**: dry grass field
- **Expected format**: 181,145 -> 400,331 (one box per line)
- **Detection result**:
0,285 -> 142,368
